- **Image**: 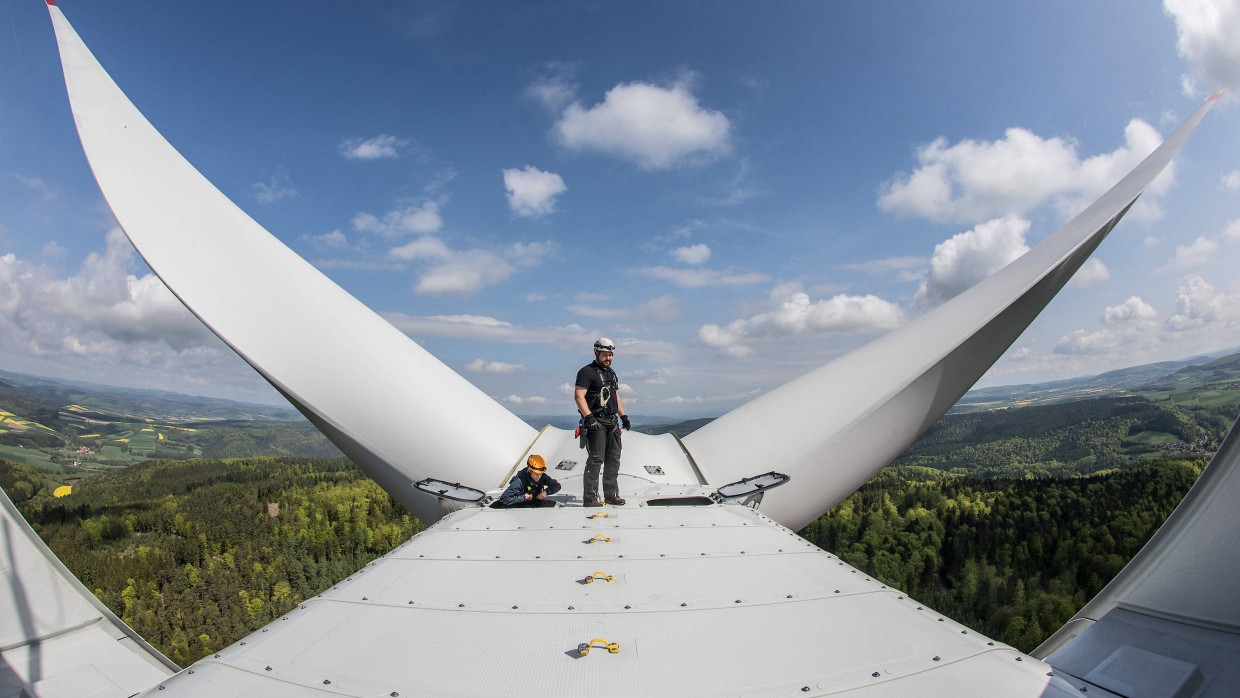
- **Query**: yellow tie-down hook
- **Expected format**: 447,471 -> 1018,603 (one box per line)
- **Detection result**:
577,638 -> 620,656
584,571 -> 614,583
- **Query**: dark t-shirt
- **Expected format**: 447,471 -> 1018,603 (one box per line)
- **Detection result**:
576,361 -> 619,418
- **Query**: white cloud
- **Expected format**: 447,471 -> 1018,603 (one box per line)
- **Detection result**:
1165,235 -> 1219,270
1165,275 -> 1240,330
1164,0 -> 1240,99
879,120 -> 1169,224
552,77 -> 731,170
417,247 -> 531,295
914,216 -> 1031,309
0,230 -> 267,398
340,135 -> 407,160
1054,328 -> 1123,355
1223,170 -> 1240,190
638,266 -> 768,288
12,173 -> 57,201
381,312 -> 589,346
1224,219 -> 1240,240
670,244 -> 711,265
307,230 -> 348,248
385,238 -> 555,295
252,167 -> 297,203
503,166 -> 567,218
388,236 -> 452,261
464,359 -> 525,373
1071,258 -> 1111,287
525,63 -> 579,112
1103,296 -> 1158,323
354,201 -> 443,237
697,282 -> 904,357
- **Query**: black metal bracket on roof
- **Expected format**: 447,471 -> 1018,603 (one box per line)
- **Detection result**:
413,478 -> 488,504
711,471 -> 790,509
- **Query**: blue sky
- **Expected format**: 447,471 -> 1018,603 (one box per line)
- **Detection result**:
1,1 -> 1238,418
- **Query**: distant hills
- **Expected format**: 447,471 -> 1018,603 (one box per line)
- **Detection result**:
0,370 -> 299,421
3,349 -> 1239,483
950,350 -> 1240,412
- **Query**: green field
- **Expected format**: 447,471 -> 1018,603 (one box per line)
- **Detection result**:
1123,430 -> 1179,446
0,443 -> 61,469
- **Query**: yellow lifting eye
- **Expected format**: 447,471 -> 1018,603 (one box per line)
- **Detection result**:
577,638 -> 620,656
588,534 -> 611,544
584,571 -> 614,583
587,511 -> 610,519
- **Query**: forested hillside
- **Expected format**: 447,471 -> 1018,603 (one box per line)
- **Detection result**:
9,457 -> 419,665
801,460 -> 1202,652
894,396 -> 1221,476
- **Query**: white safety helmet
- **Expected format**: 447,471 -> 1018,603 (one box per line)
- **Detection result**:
593,337 -> 615,354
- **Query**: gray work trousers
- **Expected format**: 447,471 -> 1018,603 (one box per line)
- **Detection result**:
583,422 -> 622,502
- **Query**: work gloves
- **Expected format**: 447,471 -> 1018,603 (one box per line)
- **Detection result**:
621,415 -> 631,431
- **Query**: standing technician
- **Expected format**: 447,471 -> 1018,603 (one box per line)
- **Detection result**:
574,338 -> 630,506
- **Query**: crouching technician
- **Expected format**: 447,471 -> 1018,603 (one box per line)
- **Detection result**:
497,455 -> 561,508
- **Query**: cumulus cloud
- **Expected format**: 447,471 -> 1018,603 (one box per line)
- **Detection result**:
551,76 -> 731,170
1103,296 -> 1158,323
503,166 -> 567,218
914,216 -> 1031,309
354,201 -> 443,237
1225,219 -> 1240,240
1165,235 -> 1220,270
252,167 -> 297,203
879,120 -> 1169,224
1165,275 -> 1240,330
670,244 -> 711,265
0,229 -> 212,351
1164,0 -> 1240,98
1071,258 -> 1111,287
1054,328 -> 1124,355
307,230 -> 349,248
340,135 -> 408,160
637,266 -> 768,288
0,230 -> 269,397
698,283 -> 904,357
464,359 -> 524,373
1223,170 -> 1240,190
388,236 -> 452,261
405,241 -> 556,295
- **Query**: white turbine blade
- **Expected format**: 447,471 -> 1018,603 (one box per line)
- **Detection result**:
47,3 -> 537,524
684,89 -> 1224,531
